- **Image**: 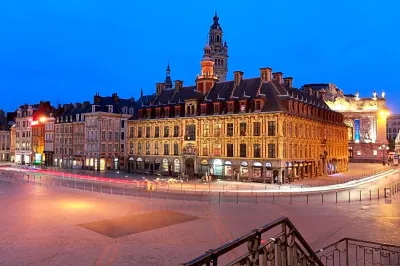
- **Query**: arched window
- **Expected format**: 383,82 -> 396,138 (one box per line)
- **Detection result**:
216,35 -> 220,43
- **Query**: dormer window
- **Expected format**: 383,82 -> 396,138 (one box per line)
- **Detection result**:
213,103 -> 220,114
239,100 -> 247,112
138,109 -> 143,119
92,105 -> 96,113
70,115 -> 73,121
255,100 -> 263,112
175,106 -> 181,117
200,104 -> 207,115
129,108 -> 134,115
107,105 -> 113,113
146,108 -> 152,118
76,114 -> 80,121
156,108 -> 161,118
164,107 -> 170,118
227,102 -> 234,113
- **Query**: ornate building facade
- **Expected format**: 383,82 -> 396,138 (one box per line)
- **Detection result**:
127,41 -> 348,183
303,84 -> 390,163
208,12 -> 228,82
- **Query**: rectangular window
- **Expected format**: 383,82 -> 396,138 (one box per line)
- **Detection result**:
145,142 -> 150,155
138,127 -> 142,138
164,126 -> 169,137
240,144 -> 246,157
227,144 -> 234,157
115,131 -> 119,140
283,121 -> 287,136
203,124 -> 209,137
227,123 -> 234,136
253,122 -> 261,136
155,127 -> 159,137
268,143 -> 276,158
174,125 -> 179,137
146,127 -> 150,138
174,143 -> 179,155
255,101 -> 261,111
129,142 -> 134,154
253,144 -> 261,158
155,143 -> 159,155
227,102 -> 233,113
214,103 -> 220,114
201,105 -> 206,115
240,122 -> 247,136
156,109 -> 160,117
138,143 -> 142,154
214,144 -> 221,156
268,121 -> 276,136
164,108 -> 170,117
214,124 -> 221,137
202,144 -> 208,156
164,143 -> 169,155
185,125 -> 196,140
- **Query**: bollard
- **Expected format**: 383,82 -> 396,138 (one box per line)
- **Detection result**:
167,189 -> 169,200
201,190 -> 203,202
307,193 -> 309,204
209,183 -> 211,193
336,191 -> 338,203
273,193 -> 275,204
236,192 -> 239,204
359,190 -> 361,201
378,189 -> 380,199
255,193 -> 258,204
219,192 -> 221,204
181,183 -> 183,192
252,185 -> 254,195
322,192 -> 324,204
183,190 -> 185,201
290,193 -> 292,205
369,190 -> 371,200
150,189 -> 152,199
348,191 -> 350,202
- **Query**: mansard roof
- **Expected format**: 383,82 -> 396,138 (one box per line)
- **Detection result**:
130,73 -> 334,121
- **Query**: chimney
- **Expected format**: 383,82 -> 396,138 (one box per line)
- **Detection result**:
283,77 -> 293,88
233,71 -> 244,86
156,82 -> 165,95
272,72 -> 283,84
94,92 -> 101,103
112,93 -> 119,103
260,67 -> 272,82
174,80 -> 184,91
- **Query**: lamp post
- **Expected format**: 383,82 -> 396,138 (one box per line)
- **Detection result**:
378,144 -> 389,165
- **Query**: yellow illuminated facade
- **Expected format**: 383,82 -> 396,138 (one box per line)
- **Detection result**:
303,84 -> 390,162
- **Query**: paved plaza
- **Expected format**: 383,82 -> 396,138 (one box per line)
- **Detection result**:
0,174 -> 399,266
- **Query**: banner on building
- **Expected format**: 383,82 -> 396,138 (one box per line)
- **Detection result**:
354,119 -> 360,142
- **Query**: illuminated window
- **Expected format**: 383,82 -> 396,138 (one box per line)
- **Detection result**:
373,150 -> 377,156
357,151 -> 361,156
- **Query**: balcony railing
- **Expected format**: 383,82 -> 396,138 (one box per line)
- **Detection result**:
181,216 -> 323,266
316,238 -> 400,266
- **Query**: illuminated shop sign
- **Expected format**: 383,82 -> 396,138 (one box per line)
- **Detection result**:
354,119 -> 360,142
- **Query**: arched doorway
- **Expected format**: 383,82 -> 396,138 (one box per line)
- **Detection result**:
185,158 -> 195,177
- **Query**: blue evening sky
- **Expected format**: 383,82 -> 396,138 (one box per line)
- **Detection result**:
0,0 -> 399,112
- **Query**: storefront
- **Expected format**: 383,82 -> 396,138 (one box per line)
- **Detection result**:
174,159 -> 180,173
211,159 -> 223,177
252,162 -> 262,181
265,162 -> 272,183
154,158 -> 160,171
136,157 -> 143,172
224,161 -> 232,179
162,158 -> 169,175
200,159 -> 208,174
240,161 -> 249,180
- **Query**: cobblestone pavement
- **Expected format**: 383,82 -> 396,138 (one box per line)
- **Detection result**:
0,179 -> 399,266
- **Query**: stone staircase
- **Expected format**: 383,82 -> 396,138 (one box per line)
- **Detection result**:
181,217 -> 400,266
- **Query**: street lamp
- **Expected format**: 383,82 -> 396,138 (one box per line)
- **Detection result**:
378,144 -> 389,165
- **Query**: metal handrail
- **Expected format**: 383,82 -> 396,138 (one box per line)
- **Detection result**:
181,216 -> 323,266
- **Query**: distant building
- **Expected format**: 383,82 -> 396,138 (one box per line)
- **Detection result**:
0,109 -> 11,161
54,102 -> 91,169
303,84 -> 390,163
84,93 -> 135,171
386,114 -> 400,144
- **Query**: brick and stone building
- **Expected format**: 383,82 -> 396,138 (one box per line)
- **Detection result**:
54,102 -> 90,168
127,38 -> 348,183
84,93 -> 135,171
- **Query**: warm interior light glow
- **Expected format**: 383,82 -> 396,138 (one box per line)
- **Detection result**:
379,110 -> 390,117
39,117 -> 47,123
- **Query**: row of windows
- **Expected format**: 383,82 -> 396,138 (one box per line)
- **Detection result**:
84,131 -> 125,141
0,143 -> 10,150
16,131 -> 31,138
15,142 -> 31,150
82,143 -> 125,153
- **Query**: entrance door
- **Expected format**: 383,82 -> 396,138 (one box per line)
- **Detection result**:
185,158 -> 195,177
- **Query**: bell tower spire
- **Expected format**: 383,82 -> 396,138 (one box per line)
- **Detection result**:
208,12 -> 228,82
196,42 -> 218,94
164,62 -> 173,89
